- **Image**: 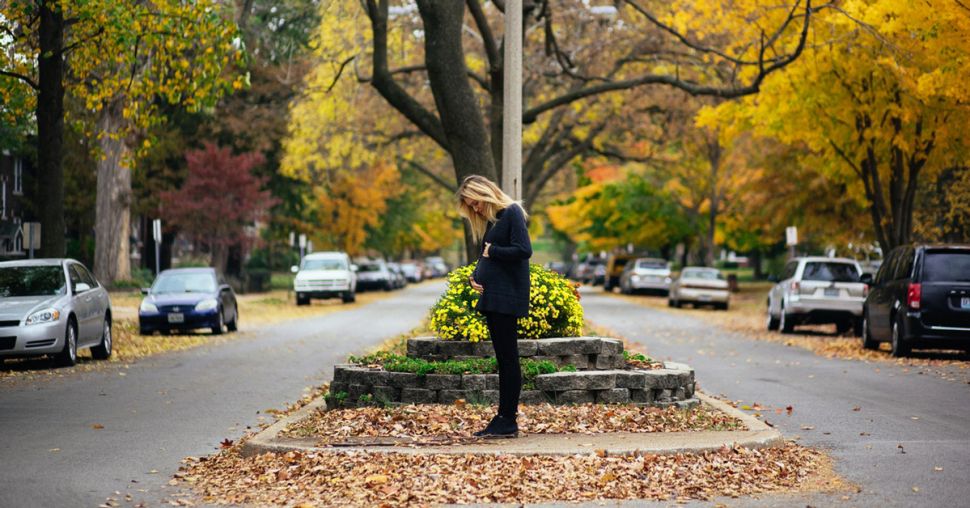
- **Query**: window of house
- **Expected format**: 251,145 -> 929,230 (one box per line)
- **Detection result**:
13,158 -> 23,195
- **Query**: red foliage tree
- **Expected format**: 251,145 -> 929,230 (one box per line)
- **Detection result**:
161,143 -> 274,273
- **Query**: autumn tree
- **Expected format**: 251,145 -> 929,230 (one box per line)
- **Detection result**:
288,0 -> 813,260
704,0 -> 970,253
1,1 -> 242,281
161,143 -> 274,273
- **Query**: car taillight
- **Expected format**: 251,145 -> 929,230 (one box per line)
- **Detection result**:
907,283 -> 921,309
863,284 -> 869,298
790,281 -> 800,293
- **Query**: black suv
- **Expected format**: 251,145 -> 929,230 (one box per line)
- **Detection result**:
861,245 -> 970,356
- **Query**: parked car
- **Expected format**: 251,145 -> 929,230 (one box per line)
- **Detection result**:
292,251 -> 357,305
424,256 -> 449,278
618,257 -> 672,295
0,259 -> 113,366
862,245 -> 970,357
356,259 -> 396,291
139,268 -> 238,335
766,257 -> 867,335
668,267 -> 730,309
386,262 -> 407,289
544,261 -> 568,275
400,261 -> 423,283
571,257 -> 605,285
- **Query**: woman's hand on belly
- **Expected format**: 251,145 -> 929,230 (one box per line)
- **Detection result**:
469,276 -> 484,293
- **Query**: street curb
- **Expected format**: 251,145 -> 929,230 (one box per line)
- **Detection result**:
240,391 -> 783,458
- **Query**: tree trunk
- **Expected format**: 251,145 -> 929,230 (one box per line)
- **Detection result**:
36,1 -> 66,258
93,102 -> 132,284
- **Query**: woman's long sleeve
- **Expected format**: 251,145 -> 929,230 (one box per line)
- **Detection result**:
487,205 -> 533,261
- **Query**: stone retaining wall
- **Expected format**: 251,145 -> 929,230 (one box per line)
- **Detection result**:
406,337 -> 627,370
328,361 -> 697,409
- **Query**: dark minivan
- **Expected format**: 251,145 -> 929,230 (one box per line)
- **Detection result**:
862,245 -> 970,356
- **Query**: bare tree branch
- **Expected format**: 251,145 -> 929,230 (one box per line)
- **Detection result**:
0,69 -> 39,90
366,0 -> 450,150
399,157 -> 457,193
466,0 -> 499,72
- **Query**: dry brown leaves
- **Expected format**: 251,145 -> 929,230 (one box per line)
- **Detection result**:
610,289 -> 970,383
283,403 -> 744,441
178,442 -> 832,506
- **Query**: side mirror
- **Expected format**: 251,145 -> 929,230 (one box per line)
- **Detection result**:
860,273 -> 874,285
74,282 -> 91,293
290,265 -> 299,274
767,274 -> 779,283
351,264 -> 359,272
140,287 -> 150,295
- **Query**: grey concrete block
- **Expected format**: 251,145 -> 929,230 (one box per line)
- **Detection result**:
595,355 -> 618,370
477,390 -> 501,404
685,382 -> 695,398
535,372 -> 584,391
676,398 -> 700,409
461,374 -> 488,390
437,390 -> 469,404
472,341 -> 495,356
615,371 -> 647,389
560,354 -> 588,369
400,388 -> 437,404
538,338 -> 601,356
583,371 -> 618,390
332,365 -> 353,383
424,374 -> 462,391
327,381 -> 348,396
371,385 -> 400,403
673,387 -> 686,400
437,341 -> 473,357
600,339 -> 624,356
630,389 -> 654,403
517,340 -> 539,356
407,338 -> 436,357
484,374 -> 500,390
520,390 -> 550,405
656,389 -> 674,402
642,370 -> 679,389
531,355 -> 559,365
596,388 -> 631,404
384,372 -> 422,388
346,384 -> 369,400
558,390 -> 595,404
663,361 -> 693,374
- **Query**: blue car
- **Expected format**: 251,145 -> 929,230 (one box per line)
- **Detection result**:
138,268 -> 238,335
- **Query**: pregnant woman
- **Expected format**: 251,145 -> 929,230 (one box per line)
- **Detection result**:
456,175 -> 532,438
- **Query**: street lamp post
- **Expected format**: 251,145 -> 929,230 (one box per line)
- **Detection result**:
502,0 -> 522,201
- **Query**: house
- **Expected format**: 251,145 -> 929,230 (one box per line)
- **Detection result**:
0,150 -> 28,259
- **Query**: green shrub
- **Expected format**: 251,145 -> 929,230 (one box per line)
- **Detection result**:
347,353 -> 575,386
429,263 -> 584,341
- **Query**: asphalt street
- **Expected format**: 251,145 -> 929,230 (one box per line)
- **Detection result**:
0,281 -> 445,508
581,287 -> 970,508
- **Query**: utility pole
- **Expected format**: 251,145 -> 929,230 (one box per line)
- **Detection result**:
502,0 -> 523,200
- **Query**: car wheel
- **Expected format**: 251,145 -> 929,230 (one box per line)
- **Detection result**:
55,319 -> 78,367
384,281 -> 393,291
667,298 -> 674,308
836,320 -> 852,335
226,306 -> 238,332
296,294 -> 310,306
91,317 -> 112,360
211,309 -> 225,335
853,317 -> 864,338
890,313 -> 911,357
719,302 -> 729,311
342,291 -> 356,304
861,314 -> 879,350
779,308 -> 795,334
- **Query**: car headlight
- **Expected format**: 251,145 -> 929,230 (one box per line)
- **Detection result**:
195,298 -> 218,311
631,275 -> 640,282
25,308 -> 60,326
140,300 -> 158,313
664,277 -> 672,283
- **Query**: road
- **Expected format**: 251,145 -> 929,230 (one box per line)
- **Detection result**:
581,287 -> 970,508
0,282 -> 445,508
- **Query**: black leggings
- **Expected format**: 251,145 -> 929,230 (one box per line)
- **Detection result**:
485,312 -> 521,419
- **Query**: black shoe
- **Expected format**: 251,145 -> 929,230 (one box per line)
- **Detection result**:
473,415 -> 518,438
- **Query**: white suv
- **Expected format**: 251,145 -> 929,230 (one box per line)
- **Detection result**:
291,252 -> 357,305
767,257 -> 867,335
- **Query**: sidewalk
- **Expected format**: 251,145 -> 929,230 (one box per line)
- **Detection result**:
241,392 -> 782,457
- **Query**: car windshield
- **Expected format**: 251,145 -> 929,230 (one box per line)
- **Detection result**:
0,266 -> 67,297
923,251 -> 970,282
152,273 -> 216,294
683,269 -> 722,280
359,264 -> 383,272
802,262 -> 860,282
302,259 -> 346,271
637,260 -> 667,269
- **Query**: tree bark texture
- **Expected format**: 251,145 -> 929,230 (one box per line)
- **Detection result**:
94,102 -> 132,284
36,1 -> 66,258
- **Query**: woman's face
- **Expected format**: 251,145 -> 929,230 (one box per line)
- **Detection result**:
463,197 -> 485,216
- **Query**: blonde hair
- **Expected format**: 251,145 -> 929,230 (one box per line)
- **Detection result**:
456,175 -> 528,242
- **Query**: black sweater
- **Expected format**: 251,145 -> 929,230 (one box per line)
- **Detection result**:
472,204 -> 533,317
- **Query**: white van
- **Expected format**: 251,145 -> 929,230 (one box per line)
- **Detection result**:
291,252 -> 357,305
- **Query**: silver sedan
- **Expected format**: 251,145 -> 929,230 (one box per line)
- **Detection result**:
0,259 -> 113,366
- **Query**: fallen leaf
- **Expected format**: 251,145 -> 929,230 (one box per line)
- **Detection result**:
933,466 -> 943,472
366,474 -> 389,485
49,448 -> 60,453
898,444 -> 906,454
852,407 -> 861,412
800,425 -> 815,430
91,424 -> 105,430
220,439 -> 234,449
786,405 -> 793,415
912,486 -> 920,493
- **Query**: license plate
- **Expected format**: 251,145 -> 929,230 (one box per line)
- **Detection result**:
824,288 -> 840,297
698,295 -> 712,301
167,313 -> 184,324
962,297 -> 970,309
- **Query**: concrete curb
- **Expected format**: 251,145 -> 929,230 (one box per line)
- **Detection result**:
240,391 -> 783,458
